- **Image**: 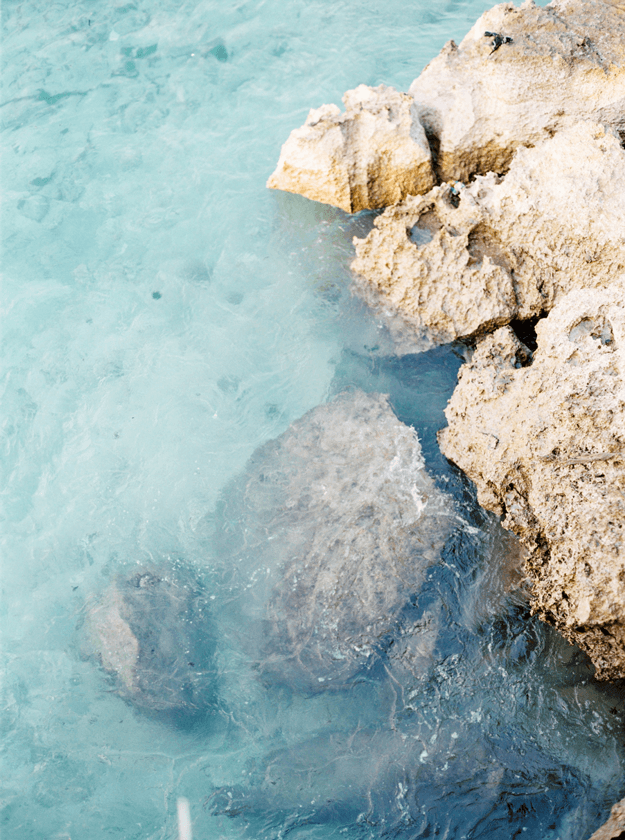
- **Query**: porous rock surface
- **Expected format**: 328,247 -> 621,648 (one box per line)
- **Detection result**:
82,564 -> 218,720
409,0 -> 625,182
213,390 -> 451,691
587,796 -> 625,840
438,288 -> 625,679
351,121 -> 625,344
267,84 -> 435,213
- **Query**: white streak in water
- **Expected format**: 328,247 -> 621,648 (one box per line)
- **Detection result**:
177,797 -> 192,840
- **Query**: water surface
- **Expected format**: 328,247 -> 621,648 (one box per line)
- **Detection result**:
2,0 -> 624,837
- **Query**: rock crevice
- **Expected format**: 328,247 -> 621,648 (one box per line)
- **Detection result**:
352,121 -> 625,344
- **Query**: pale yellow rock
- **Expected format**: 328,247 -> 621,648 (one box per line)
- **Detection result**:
409,0 -> 625,182
352,121 -> 625,343
438,287 -> 625,679
351,182 -> 517,345
267,84 -> 435,213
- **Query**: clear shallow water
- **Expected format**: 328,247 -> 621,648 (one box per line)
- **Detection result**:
1,0 -> 624,838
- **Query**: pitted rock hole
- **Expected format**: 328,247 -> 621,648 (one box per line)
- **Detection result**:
467,224 -> 509,271
510,316 -> 540,358
568,317 -> 615,347
409,209 -> 441,247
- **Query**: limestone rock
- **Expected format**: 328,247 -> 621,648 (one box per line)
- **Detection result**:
587,797 -> 625,840
82,564 -> 218,721
267,84 -> 435,213
213,390 -> 452,691
351,182 -> 517,345
438,287 -> 625,679
352,121 -> 625,343
409,0 -> 625,182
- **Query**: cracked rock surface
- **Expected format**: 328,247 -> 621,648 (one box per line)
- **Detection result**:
409,0 -> 625,182
352,121 -> 625,344
438,288 -> 625,679
266,84 -> 435,213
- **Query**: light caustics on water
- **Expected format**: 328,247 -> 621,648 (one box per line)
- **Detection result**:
1,1 -> 624,839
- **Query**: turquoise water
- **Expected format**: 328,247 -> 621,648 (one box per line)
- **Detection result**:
2,0 -> 624,837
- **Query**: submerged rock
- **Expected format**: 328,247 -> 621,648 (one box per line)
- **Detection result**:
438,288 -> 625,679
82,563 -> 218,722
267,84 -> 435,213
214,390 -> 452,691
352,121 -> 625,344
409,0 -> 625,182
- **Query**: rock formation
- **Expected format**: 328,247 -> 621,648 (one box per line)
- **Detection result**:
409,0 -> 625,182
265,0 -> 625,683
267,84 -> 435,213
268,2 -> 625,213
82,564 -> 218,721
438,288 -> 625,679
213,390 -> 452,691
587,797 -> 625,840
351,121 -> 625,344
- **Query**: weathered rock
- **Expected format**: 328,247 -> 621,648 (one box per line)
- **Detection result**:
351,181 -> 517,345
214,390 -> 452,691
409,0 -> 625,182
82,564 -> 218,721
267,84 -> 435,213
438,287 -> 625,679
587,797 -> 625,840
352,121 -> 625,343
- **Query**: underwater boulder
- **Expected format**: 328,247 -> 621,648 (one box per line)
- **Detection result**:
81,563 -> 218,723
213,389 -> 453,691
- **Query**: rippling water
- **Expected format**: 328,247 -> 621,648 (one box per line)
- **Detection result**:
2,0 -> 624,837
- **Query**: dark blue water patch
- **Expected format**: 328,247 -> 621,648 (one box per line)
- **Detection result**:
205,387 -> 625,840
329,344 -> 465,468
208,721 -> 600,840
